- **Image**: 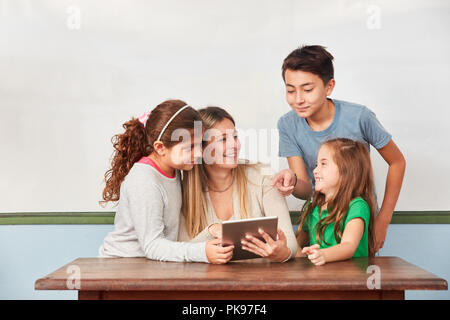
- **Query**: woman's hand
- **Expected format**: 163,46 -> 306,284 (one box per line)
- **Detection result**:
241,228 -> 291,262
208,223 -> 222,239
205,238 -> 234,264
271,169 -> 296,197
302,244 -> 325,266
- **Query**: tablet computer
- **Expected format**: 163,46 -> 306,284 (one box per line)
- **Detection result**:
221,216 -> 278,261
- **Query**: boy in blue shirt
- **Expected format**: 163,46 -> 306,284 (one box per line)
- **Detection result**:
272,45 -> 406,253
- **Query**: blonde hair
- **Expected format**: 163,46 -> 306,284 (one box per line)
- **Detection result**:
181,106 -> 255,238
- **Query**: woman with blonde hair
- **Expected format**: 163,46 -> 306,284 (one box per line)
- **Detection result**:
178,106 -> 297,263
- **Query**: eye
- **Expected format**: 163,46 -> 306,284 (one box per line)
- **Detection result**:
287,90 -> 294,94
304,88 -> 313,92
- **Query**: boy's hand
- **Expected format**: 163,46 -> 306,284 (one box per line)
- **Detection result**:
206,238 -> 234,264
374,215 -> 390,253
272,169 -> 296,196
301,244 -> 325,266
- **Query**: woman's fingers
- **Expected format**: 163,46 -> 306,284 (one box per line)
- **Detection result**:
241,240 -> 266,257
258,229 -> 275,245
242,245 -> 264,257
244,234 -> 267,249
277,229 -> 286,242
241,246 -> 256,255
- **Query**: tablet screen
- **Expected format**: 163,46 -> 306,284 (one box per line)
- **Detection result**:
221,216 -> 278,261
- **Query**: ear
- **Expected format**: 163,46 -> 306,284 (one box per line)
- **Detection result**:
153,141 -> 166,156
325,78 -> 336,96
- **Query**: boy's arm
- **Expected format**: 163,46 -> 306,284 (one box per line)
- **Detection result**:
295,230 -> 309,257
275,117 -> 313,200
288,156 -> 313,200
374,139 -> 406,252
272,156 -> 312,200
320,218 -> 365,263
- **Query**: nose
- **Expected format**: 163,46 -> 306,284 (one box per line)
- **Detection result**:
295,91 -> 305,104
235,138 -> 241,153
225,134 -> 240,152
313,166 -> 318,175
193,144 -> 203,161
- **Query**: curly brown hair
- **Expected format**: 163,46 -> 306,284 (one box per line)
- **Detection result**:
100,99 -> 201,205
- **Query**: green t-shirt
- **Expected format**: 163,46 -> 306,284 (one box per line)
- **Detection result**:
302,197 -> 370,257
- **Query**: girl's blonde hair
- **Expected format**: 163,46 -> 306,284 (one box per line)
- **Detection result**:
296,138 -> 377,256
182,106 -> 255,238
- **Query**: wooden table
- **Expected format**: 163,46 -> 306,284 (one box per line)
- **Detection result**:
35,257 -> 447,300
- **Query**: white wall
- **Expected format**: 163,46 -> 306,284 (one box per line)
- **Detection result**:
1,0 -> 449,212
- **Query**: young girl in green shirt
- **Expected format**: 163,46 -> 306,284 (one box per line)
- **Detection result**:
296,138 -> 377,265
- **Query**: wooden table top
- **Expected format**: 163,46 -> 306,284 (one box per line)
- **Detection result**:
35,256 -> 447,292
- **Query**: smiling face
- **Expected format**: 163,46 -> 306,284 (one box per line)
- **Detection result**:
313,144 -> 340,200
167,130 -> 203,171
284,69 -> 335,119
203,118 -> 240,169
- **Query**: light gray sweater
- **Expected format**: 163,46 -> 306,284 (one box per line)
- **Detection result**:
98,163 -> 208,263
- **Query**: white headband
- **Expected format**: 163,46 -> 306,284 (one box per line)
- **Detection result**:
156,104 -> 191,141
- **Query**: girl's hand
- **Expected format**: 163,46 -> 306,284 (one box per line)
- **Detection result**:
241,228 -> 291,262
205,238 -> 234,264
271,169 -> 296,197
208,223 -> 222,239
301,244 -> 326,266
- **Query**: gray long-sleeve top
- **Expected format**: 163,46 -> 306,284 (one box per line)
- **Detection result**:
99,163 -> 208,263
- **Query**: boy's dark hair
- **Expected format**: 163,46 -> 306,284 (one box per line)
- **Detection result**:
282,45 -> 334,85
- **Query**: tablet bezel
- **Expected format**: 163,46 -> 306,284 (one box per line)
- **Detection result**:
221,216 -> 278,261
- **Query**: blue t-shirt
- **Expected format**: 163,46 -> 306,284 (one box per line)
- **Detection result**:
277,98 -> 391,189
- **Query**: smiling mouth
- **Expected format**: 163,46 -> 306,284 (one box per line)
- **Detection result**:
224,153 -> 237,157
297,107 -> 309,112
315,177 -> 322,182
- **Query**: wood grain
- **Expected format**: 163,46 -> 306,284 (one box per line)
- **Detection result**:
35,256 -> 447,294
